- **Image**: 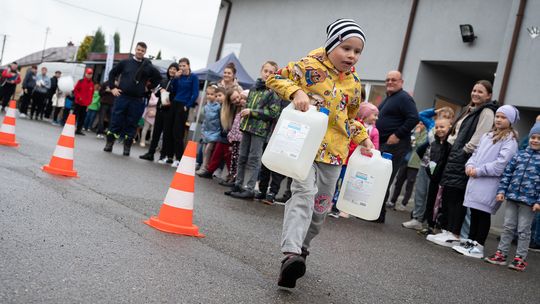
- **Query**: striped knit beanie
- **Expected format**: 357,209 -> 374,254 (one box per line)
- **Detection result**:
325,19 -> 366,54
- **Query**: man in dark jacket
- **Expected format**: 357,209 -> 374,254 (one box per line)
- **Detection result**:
0,62 -> 21,112
45,70 -> 61,118
19,65 -> 37,118
104,41 -> 162,156
375,70 -> 419,223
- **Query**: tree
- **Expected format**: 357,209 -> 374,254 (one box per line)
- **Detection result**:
156,50 -> 162,60
113,32 -> 120,53
90,27 -> 106,53
77,35 -> 94,61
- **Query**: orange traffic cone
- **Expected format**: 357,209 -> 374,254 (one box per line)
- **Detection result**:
42,114 -> 78,177
0,100 -> 19,147
145,141 -> 204,237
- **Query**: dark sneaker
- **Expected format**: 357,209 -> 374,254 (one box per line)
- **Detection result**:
224,185 -> 242,196
508,256 -> 527,271
277,254 -> 306,288
231,189 -> 255,199
417,227 -> 434,236
139,153 -> 154,161
484,250 -> 507,265
254,191 -> 266,200
263,193 -> 276,205
386,202 -> 396,209
123,139 -> 132,156
219,179 -> 235,187
197,170 -> 213,179
275,192 -> 291,203
75,131 -> 86,136
327,211 -> 340,218
300,247 -> 310,261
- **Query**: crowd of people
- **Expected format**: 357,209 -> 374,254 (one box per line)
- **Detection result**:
1,22 -> 539,288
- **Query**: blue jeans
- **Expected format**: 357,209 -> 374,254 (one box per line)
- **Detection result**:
412,167 -> 429,220
83,109 -> 98,130
109,95 -> 145,139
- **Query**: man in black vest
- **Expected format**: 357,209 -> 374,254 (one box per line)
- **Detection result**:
104,41 -> 161,156
375,70 -> 419,223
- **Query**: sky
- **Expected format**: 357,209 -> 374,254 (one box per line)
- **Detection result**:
0,0 -> 221,69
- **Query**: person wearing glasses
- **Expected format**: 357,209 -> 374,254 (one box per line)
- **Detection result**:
375,70 -> 419,223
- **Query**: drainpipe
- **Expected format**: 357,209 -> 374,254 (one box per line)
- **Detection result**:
498,0 -> 526,105
215,0 -> 232,61
397,0 -> 419,72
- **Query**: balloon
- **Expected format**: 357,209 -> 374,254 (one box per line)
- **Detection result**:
57,76 -> 74,92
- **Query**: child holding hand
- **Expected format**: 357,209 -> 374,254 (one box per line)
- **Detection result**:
485,121 -> 540,271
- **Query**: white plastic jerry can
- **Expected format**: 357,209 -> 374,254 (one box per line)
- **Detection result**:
261,104 -> 329,181
336,148 -> 393,220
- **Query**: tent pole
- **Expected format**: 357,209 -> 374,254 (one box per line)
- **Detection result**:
192,79 -> 208,141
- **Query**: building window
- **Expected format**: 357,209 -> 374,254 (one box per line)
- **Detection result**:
363,81 -> 386,106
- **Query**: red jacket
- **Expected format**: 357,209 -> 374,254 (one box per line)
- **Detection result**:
74,78 -> 94,106
1,69 -> 21,85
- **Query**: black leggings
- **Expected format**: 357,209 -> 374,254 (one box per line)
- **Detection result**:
1,86 -> 15,109
31,92 -> 47,119
52,106 -> 62,122
147,107 -> 171,157
390,166 -> 419,206
469,208 -> 491,245
163,102 -> 189,160
441,186 -> 467,235
424,175 -> 442,228
73,104 -> 87,132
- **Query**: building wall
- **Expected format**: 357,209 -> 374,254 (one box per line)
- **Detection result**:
413,62 -> 477,109
401,0 -> 513,91
501,0 -> 540,108
208,0 -> 412,81
209,0 -> 539,110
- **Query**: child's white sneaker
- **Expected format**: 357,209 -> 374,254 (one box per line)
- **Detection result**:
431,233 -> 460,248
402,219 -> 423,230
426,230 -> 448,243
171,160 -> 180,168
454,241 -> 484,259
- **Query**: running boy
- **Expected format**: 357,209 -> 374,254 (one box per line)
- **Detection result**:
266,18 -> 373,288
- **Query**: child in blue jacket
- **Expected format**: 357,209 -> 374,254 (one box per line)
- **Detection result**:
484,122 -> 540,271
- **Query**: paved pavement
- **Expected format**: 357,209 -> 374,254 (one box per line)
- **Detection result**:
1,115 -> 539,304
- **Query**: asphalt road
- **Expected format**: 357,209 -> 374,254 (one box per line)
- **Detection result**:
1,115 -> 539,304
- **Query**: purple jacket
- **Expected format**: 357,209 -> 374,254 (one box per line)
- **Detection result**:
463,132 -> 518,214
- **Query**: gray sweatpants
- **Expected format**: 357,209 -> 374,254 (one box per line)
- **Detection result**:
281,162 -> 342,254
498,199 -> 535,259
235,133 -> 266,191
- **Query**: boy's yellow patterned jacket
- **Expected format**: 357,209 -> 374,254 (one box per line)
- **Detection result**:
266,47 -> 368,166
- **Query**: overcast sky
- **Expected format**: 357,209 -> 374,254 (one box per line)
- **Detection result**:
0,0 -> 220,69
